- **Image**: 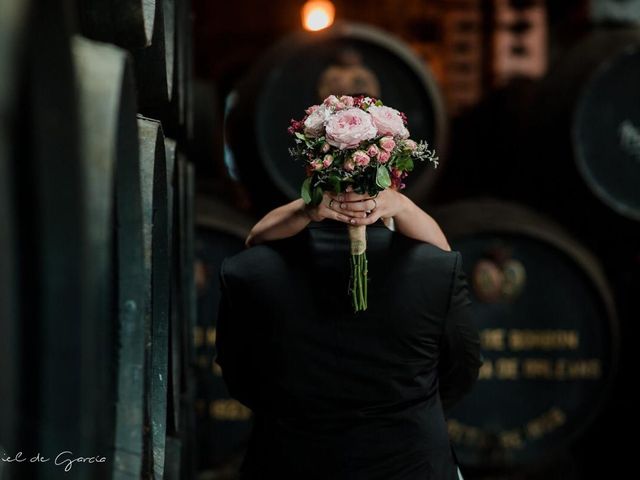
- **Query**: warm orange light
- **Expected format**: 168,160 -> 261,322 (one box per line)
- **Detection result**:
302,1 -> 335,31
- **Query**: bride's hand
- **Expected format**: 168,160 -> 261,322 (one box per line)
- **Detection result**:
302,191 -> 366,223
326,188 -> 409,225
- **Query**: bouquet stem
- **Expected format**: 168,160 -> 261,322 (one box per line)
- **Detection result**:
348,225 -> 368,312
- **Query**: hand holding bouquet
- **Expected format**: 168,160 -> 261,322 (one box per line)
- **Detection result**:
288,94 -> 439,313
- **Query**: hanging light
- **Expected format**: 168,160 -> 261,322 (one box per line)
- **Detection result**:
301,1 -> 335,31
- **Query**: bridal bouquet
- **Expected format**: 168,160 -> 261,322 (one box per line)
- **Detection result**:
288,94 -> 439,312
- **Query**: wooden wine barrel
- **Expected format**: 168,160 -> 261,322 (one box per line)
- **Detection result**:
138,116 -> 170,479
164,138 -> 181,436
526,28 -> 640,222
77,0 -> 156,49
134,0 -> 175,111
133,0 -> 192,143
431,199 -> 620,472
193,199 -> 256,473
78,0 -> 193,141
161,0 -> 193,141
0,0 -> 28,464
73,35 -> 147,479
162,137 -> 185,479
177,156 -> 195,389
226,20 -> 447,215
175,154 -> 198,479
0,3 -> 145,478
7,4 -> 89,479
158,145 -> 198,480
0,126 -> 16,472
0,3 -> 155,477
180,0 -> 195,141
0,148 -> 16,468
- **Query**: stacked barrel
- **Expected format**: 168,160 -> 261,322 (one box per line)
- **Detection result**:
0,0 -> 196,479
432,15 -> 640,480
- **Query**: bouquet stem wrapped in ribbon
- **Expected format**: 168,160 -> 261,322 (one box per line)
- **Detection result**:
348,224 -> 368,311
289,94 -> 438,313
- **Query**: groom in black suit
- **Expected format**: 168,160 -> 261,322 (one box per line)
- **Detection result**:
215,217 -> 483,479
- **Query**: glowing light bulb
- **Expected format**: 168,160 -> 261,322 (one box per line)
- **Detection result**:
302,1 -> 335,31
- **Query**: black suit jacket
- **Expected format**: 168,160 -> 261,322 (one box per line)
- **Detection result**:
215,218 -> 483,479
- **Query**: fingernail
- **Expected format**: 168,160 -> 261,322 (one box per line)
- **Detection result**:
340,203 -> 346,209
350,218 -> 355,224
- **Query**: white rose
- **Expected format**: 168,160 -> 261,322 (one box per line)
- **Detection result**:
367,105 -> 409,138
303,105 -> 331,137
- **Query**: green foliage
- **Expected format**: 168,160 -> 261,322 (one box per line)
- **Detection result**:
293,125 -> 439,205
375,164 -> 391,188
312,185 -> 323,206
301,176 -> 312,204
327,175 -> 342,193
394,154 -> 414,171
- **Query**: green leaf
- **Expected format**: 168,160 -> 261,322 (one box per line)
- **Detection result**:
312,186 -> 324,206
328,175 -> 341,193
376,165 -> 391,189
295,132 -> 306,141
394,155 -> 414,171
301,177 -> 312,204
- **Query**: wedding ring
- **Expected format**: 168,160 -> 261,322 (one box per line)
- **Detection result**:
329,199 -> 334,208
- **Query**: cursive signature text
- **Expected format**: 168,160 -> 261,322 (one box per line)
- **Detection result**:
1,451 -> 107,472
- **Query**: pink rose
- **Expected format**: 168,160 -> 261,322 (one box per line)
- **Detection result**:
378,151 -> 391,163
368,105 -> 410,138
391,169 -> 407,189
323,154 -> 334,167
367,144 -> 379,157
305,104 -> 320,115
403,139 -> 417,151
311,159 -> 323,170
343,158 -> 355,171
339,95 -> 354,107
323,95 -> 340,108
352,150 -> 370,167
379,136 -> 396,152
325,108 -> 378,150
303,105 -> 331,137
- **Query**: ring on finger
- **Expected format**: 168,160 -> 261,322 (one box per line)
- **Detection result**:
329,199 -> 334,208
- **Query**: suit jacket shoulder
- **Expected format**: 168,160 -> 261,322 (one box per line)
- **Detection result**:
220,235 -> 303,281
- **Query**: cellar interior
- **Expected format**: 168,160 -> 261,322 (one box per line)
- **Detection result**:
0,1 -> 638,479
